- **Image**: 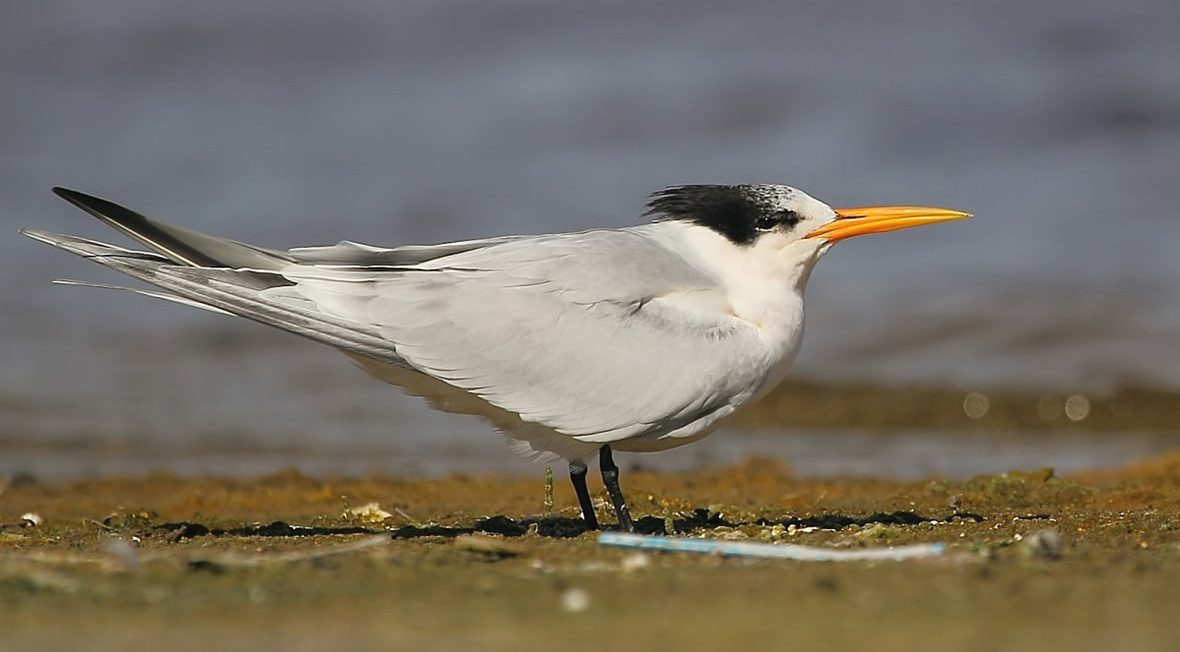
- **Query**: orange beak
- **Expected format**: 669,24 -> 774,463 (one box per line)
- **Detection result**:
805,205 -> 972,243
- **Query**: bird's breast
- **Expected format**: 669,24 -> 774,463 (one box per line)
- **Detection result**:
746,294 -> 807,401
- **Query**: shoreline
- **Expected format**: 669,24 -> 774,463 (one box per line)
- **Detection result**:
2,455 -> 1178,651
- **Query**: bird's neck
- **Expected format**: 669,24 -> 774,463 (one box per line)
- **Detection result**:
669,222 -> 822,331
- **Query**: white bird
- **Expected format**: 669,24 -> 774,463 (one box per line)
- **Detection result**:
23,185 -> 969,531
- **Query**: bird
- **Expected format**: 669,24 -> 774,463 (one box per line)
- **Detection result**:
23,184 -> 969,532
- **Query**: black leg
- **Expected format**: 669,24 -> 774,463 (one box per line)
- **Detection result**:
569,460 -> 599,531
599,445 -> 634,532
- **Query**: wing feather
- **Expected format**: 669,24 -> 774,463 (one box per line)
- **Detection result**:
29,214 -> 768,448
282,228 -> 766,442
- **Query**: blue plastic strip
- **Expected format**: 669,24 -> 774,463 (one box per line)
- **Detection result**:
598,532 -> 946,561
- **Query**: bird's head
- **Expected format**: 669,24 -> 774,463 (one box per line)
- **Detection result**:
646,184 -> 970,265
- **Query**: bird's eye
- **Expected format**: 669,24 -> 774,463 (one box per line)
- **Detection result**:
754,215 -> 778,231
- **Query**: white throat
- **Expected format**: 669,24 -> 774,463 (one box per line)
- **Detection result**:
664,222 -> 825,325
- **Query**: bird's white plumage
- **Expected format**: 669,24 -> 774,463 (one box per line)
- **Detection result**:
264,221 -> 826,462
27,184 -> 847,466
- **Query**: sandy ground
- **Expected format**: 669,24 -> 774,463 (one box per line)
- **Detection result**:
2,454 -> 1178,651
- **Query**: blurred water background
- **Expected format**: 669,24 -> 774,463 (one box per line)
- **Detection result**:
3,1 -> 1179,480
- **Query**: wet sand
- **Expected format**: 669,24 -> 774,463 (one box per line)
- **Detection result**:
7,378 -> 1180,482
2,455 -> 1178,651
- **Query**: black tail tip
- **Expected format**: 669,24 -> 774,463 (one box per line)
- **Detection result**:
52,186 -> 110,205
51,187 -> 128,218
52,187 -> 90,204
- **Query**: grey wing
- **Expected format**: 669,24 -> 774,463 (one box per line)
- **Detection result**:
288,235 -> 531,266
277,229 -> 766,443
28,188 -> 762,445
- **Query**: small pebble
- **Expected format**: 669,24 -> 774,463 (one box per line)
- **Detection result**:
621,553 -> 651,573
20,512 -> 42,527
343,502 -> 392,524
1021,528 -> 1062,560
561,587 -> 591,613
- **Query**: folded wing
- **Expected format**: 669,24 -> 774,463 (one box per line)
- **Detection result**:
28,190 -> 765,444
277,229 -> 765,442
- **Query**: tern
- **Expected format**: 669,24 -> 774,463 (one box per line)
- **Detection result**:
23,184 -> 969,531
